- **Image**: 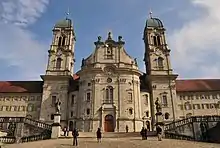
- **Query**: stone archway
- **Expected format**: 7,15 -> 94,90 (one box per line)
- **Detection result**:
104,114 -> 114,132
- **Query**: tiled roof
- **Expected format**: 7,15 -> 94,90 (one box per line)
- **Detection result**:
176,79 -> 220,92
0,81 -> 43,93
0,74 -> 80,93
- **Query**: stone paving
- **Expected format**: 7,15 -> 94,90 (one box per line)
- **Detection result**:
2,137 -> 220,148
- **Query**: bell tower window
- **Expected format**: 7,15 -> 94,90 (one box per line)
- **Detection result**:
58,36 -> 66,46
62,37 -> 66,46
158,57 -> 163,70
153,35 -> 161,46
56,58 -> 62,69
58,37 -> 62,46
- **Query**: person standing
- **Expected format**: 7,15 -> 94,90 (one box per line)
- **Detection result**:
125,125 -> 129,133
67,127 -> 69,137
96,128 -> 102,143
63,127 -> 67,137
156,125 -> 162,141
72,128 -> 79,146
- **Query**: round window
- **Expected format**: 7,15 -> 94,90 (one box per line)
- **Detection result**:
107,78 -> 112,83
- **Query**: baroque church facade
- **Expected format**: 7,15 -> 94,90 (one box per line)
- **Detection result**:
1,15 -> 220,132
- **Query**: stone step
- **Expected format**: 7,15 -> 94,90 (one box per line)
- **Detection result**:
60,131 -> 157,138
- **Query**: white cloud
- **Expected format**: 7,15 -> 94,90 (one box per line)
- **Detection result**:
168,0 -> 220,78
0,0 -> 49,80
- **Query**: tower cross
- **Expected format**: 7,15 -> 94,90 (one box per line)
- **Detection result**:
149,9 -> 153,18
66,7 -> 70,19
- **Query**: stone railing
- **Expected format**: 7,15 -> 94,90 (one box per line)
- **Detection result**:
0,117 -> 52,131
21,130 -> 51,143
0,136 -> 16,144
164,115 -> 220,132
24,118 -> 52,130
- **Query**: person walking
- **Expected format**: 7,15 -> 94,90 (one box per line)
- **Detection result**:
144,127 -> 148,140
156,125 -> 162,141
96,128 -> 102,143
72,128 -> 79,146
140,127 -> 145,140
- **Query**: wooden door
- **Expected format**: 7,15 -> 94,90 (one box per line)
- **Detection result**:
104,115 -> 114,132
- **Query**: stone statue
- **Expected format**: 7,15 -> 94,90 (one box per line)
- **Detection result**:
98,36 -> 102,42
155,98 -> 162,113
55,99 -> 61,114
118,36 -> 122,42
108,31 -> 112,40
134,58 -> 138,65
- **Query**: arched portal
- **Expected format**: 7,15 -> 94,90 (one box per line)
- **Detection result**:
104,114 -> 114,132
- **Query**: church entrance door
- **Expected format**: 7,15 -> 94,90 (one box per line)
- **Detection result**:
104,114 -> 114,132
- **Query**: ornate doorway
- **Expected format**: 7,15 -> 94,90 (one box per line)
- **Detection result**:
104,114 -> 114,132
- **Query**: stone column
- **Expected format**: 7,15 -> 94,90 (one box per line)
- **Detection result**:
51,113 -> 61,139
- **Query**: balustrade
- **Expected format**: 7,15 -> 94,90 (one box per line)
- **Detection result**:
0,136 -> 15,144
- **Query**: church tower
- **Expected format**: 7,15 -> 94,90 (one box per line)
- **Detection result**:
143,12 -> 178,127
40,16 -> 76,123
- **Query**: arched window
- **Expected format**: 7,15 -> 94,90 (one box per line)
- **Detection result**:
165,112 -> 170,119
56,58 -> 62,69
128,108 -> 133,115
86,108 -> 90,115
162,95 -> 168,107
158,57 -> 163,69
105,86 -> 113,103
62,37 -> 66,46
184,102 -> 192,110
27,104 -> 34,112
58,37 -> 62,46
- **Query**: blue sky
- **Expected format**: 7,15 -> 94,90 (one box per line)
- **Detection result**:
0,0 -> 220,80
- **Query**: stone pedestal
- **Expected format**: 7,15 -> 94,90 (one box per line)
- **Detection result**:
51,113 -> 61,139
155,112 -> 164,126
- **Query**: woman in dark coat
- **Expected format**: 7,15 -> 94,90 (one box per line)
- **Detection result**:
96,128 -> 102,143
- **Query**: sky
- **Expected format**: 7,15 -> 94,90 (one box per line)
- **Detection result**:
0,0 -> 220,80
